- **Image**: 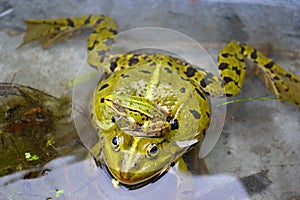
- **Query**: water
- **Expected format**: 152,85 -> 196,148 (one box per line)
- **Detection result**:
0,0 -> 299,199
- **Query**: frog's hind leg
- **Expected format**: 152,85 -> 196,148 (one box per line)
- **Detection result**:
219,41 -> 300,108
217,41 -> 247,97
86,16 -> 118,68
20,15 -> 118,69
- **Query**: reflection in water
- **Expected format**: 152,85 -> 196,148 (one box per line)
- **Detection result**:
1,156 -> 267,200
0,0 -> 13,18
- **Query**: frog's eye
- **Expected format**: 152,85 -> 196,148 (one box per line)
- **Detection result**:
111,116 -> 115,123
146,144 -> 158,159
112,136 -> 121,151
170,119 -> 179,130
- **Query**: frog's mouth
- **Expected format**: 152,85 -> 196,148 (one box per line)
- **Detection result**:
105,164 -> 169,188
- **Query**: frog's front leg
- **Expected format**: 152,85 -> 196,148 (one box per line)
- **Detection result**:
127,117 -> 138,130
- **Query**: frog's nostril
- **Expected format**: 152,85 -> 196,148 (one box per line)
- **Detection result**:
133,163 -> 139,169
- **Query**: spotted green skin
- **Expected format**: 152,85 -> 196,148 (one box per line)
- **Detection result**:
92,59 -> 210,184
22,15 -> 300,186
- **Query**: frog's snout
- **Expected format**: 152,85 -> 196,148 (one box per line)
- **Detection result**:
108,166 -> 162,186
106,151 -> 162,185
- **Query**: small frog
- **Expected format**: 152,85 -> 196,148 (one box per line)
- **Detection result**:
20,15 -> 300,186
103,94 -> 177,137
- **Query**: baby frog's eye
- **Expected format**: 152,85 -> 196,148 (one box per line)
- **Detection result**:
111,116 -> 115,123
146,144 -> 158,159
170,119 -> 179,130
112,135 -> 121,151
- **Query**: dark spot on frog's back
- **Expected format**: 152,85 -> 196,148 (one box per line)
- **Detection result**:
185,66 -> 197,78
96,17 -> 103,24
104,38 -> 115,46
195,87 -> 207,100
98,50 -> 106,56
164,67 -> 172,74
232,66 -> 241,75
99,83 -> 109,91
140,70 -> 151,74
121,74 -> 129,78
84,15 -> 91,25
180,76 -> 187,81
109,28 -> 118,35
180,87 -> 185,93
129,57 -> 139,66
223,76 -> 234,83
218,62 -> 229,70
110,61 -> 117,72
285,73 -> 292,79
150,62 -> 157,66
250,49 -> 258,60
284,86 -> 289,92
264,61 -> 274,69
221,53 -> 231,58
200,79 -> 207,88
66,18 -> 75,27
189,109 -> 201,119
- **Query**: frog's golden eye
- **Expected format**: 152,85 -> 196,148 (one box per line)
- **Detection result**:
112,136 -> 121,151
146,144 -> 158,159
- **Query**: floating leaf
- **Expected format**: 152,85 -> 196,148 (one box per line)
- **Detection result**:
55,189 -> 65,198
25,152 -> 40,161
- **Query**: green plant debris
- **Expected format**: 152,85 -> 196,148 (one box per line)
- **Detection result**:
112,178 -> 119,189
25,152 -> 40,161
46,137 -> 55,147
216,97 -> 282,107
55,189 -> 65,198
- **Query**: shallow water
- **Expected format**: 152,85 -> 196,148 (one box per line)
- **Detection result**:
0,0 -> 299,199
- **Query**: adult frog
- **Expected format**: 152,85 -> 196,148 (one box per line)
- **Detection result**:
20,15 -> 300,186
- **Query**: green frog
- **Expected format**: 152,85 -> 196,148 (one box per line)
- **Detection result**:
20,15 -> 300,186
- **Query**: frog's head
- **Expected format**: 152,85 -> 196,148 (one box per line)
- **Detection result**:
98,127 -> 184,186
